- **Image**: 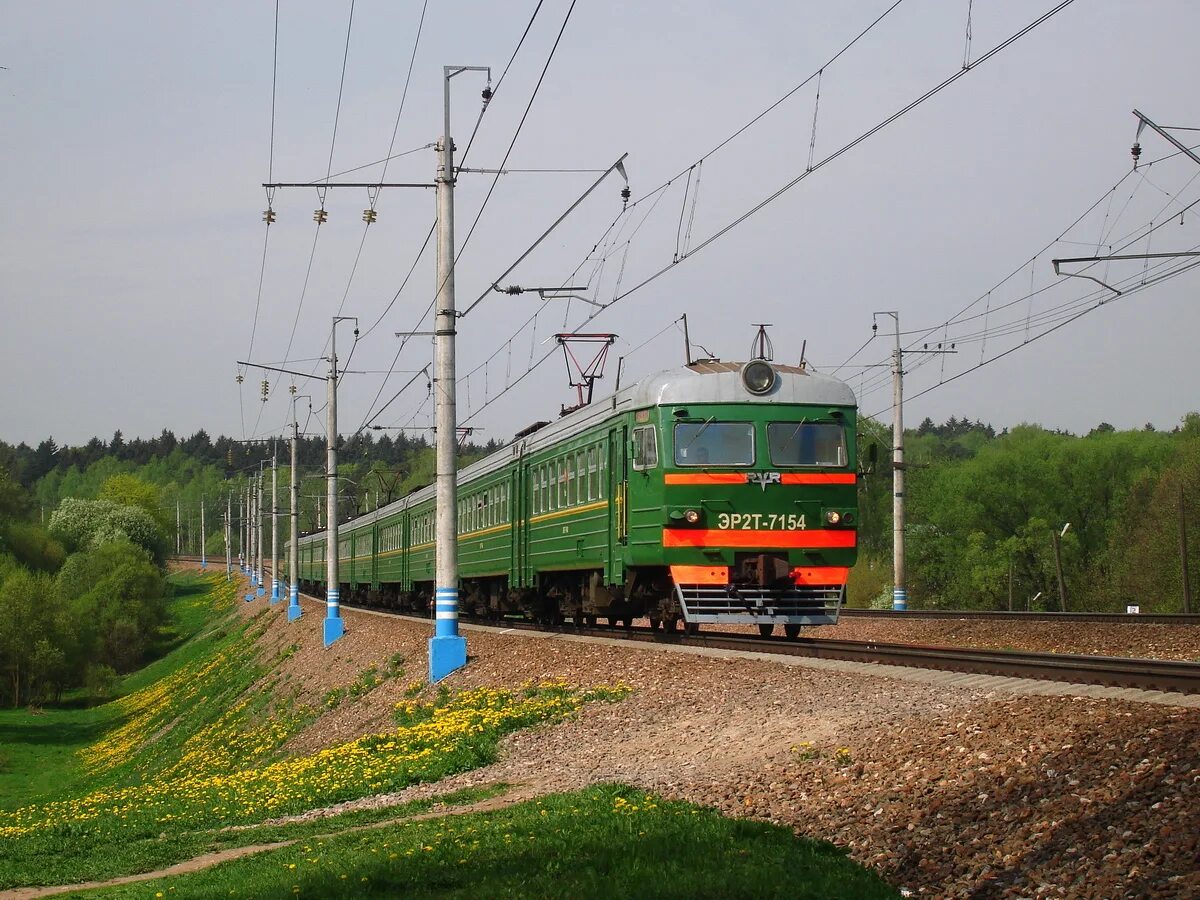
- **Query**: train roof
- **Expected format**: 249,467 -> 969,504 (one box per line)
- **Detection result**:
300,360 -> 855,543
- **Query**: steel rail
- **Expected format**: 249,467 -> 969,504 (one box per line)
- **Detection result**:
837,608 -> 1200,626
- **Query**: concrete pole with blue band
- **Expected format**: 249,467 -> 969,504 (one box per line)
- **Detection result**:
427,65 -> 487,682
270,448 -> 280,604
200,498 -> 206,569
256,469 -> 266,596
324,318 -> 356,646
288,398 -> 305,622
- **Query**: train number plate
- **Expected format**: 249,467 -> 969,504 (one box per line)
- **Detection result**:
715,513 -> 806,530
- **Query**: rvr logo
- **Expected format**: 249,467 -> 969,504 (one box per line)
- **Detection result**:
747,471 -> 782,491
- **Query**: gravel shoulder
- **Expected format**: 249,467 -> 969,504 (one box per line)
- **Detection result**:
222,580 -> 1200,899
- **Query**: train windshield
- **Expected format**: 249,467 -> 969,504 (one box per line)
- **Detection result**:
768,422 -> 846,467
673,421 -> 755,466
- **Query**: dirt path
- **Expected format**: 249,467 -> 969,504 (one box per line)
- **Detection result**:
0,789 -> 524,899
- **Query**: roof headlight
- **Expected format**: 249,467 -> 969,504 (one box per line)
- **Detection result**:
741,360 -> 776,395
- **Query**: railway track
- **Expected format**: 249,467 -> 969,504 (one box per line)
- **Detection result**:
324,597 -> 1200,696
838,608 -> 1200,625
188,563 -> 1200,694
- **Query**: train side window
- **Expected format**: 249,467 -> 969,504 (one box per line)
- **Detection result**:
632,426 -> 658,471
558,458 -> 568,508
598,443 -> 606,497
568,454 -> 577,506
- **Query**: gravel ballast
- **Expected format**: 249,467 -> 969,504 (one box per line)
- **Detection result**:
225,576 -> 1198,898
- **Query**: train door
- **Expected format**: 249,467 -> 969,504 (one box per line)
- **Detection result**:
607,424 -> 628,582
511,455 -> 524,589
371,521 -> 379,590
517,445 -> 531,588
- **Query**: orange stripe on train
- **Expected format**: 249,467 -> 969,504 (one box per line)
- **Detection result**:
664,473 -> 747,485
780,473 -> 856,485
662,528 -> 856,549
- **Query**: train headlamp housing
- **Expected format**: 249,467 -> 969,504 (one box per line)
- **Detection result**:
684,509 -> 701,525
741,360 -> 777,395
824,510 -> 842,525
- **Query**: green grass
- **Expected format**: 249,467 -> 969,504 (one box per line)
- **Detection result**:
0,705 -> 112,810
84,785 -> 898,899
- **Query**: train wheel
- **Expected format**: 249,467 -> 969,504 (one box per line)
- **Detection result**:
684,622 -> 699,636
784,624 -> 801,640
648,616 -> 661,631
586,615 -> 597,627
758,624 -> 774,637
606,616 -> 617,627
622,617 -> 634,629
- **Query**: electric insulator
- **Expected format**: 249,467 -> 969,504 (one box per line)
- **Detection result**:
481,85 -> 493,103
313,208 -> 329,224
620,185 -> 631,207
236,373 -> 244,384
362,208 -> 377,224
262,208 -> 277,224
289,383 -> 297,395
1131,142 -> 1142,168
261,379 -> 269,403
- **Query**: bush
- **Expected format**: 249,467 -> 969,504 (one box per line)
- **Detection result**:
49,499 -> 166,565
84,663 -> 119,700
0,522 -> 65,573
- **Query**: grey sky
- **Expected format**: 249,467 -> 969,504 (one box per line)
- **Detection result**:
2,0 -> 1198,447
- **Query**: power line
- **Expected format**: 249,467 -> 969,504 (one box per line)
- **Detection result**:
864,253 -> 1200,417
459,2 -> 1081,426
322,0 -> 356,185
353,0 -> 558,432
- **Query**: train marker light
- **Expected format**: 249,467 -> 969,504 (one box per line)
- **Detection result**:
740,360 -> 776,395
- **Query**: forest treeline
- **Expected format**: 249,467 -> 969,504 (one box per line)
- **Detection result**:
3,412 -> 1199,632
851,413 -> 1200,613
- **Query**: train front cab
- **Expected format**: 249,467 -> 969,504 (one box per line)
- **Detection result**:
634,369 -> 857,633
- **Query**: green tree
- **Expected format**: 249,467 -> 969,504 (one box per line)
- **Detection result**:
0,569 -> 53,706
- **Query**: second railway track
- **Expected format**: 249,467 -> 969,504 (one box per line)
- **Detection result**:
317,593 -> 1200,696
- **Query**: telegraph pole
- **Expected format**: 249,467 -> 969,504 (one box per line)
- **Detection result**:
270,447 -> 280,604
200,497 -> 207,569
1180,482 -> 1192,614
226,493 -> 232,580
874,312 -> 907,611
428,65 -> 488,683
1052,522 -> 1069,612
176,499 -> 181,558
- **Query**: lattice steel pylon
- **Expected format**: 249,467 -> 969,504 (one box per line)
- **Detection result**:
554,333 -> 617,416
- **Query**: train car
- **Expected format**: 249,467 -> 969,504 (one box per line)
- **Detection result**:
294,357 -> 859,636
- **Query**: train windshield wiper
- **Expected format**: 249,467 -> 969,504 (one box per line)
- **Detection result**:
680,417 -> 715,453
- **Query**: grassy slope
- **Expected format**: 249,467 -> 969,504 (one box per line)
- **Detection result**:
1,575 -> 896,898
87,786 -> 898,900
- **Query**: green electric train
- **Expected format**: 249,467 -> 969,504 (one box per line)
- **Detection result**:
294,358 -> 860,636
